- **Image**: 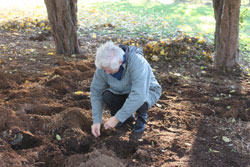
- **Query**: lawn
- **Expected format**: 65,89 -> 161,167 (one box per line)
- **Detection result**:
79,1 -> 215,39
78,0 -> 250,63
78,1 -> 249,43
0,0 -> 249,61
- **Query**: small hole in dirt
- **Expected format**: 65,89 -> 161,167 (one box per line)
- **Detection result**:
63,137 -> 92,155
169,142 -> 186,158
105,139 -> 138,159
72,100 -> 91,110
10,132 -> 42,150
25,105 -> 65,116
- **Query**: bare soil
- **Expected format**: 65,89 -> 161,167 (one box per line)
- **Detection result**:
0,29 -> 249,167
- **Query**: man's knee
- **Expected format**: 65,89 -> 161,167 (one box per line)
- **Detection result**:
102,90 -> 114,105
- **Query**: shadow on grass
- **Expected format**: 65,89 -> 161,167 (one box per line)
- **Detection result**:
89,1 -> 214,33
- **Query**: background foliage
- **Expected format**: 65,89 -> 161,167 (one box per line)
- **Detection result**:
0,0 -> 249,68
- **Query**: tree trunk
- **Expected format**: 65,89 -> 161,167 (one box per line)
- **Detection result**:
212,0 -> 241,70
44,0 -> 81,55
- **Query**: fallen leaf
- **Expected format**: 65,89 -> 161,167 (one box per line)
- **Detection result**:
229,90 -> 236,93
74,91 -> 84,95
214,97 -> 220,101
151,55 -> 159,62
92,33 -> 97,39
56,134 -> 61,141
222,136 -> 230,143
48,52 -> 55,56
156,103 -> 162,108
208,148 -> 220,153
197,38 -> 205,44
185,143 -> 192,146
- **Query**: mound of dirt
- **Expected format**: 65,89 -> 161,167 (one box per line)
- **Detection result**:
64,149 -> 125,167
0,107 -> 10,130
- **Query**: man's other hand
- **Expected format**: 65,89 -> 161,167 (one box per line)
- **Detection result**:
104,116 -> 119,130
91,123 -> 101,137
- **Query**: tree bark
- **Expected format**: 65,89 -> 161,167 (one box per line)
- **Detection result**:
212,0 -> 241,70
44,0 -> 81,55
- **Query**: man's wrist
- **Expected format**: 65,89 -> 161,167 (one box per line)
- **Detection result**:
113,115 -> 122,123
93,121 -> 101,125
113,116 -> 119,123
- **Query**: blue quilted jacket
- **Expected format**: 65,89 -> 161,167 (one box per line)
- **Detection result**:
90,45 -> 162,123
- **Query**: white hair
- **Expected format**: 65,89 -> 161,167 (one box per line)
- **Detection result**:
95,41 -> 124,70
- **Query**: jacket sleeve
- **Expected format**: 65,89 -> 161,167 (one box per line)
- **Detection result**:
90,69 -> 108,123
115,54 -> 151,123
147,73 -> 162,108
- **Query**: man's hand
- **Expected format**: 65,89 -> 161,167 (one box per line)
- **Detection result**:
91,123 -> 101,137
104,116 -> 119,130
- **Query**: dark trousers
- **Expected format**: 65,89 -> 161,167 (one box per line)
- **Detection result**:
102,90 -> 148,124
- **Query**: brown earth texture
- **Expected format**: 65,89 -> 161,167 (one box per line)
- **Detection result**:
0,28 -> 250,167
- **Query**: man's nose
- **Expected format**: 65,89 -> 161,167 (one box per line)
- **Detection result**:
105,70 -> 111,74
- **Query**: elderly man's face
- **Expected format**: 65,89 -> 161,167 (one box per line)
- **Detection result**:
102,66 -> 119,74
102,58 -> 122,74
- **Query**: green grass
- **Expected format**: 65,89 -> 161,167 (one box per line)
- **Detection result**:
79,1 -> 215,37
78,1 -> 250,51
0,0 -> 249,56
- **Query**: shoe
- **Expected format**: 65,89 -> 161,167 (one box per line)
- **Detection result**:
132,120 -> 146,133
129,131 -> 143,141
